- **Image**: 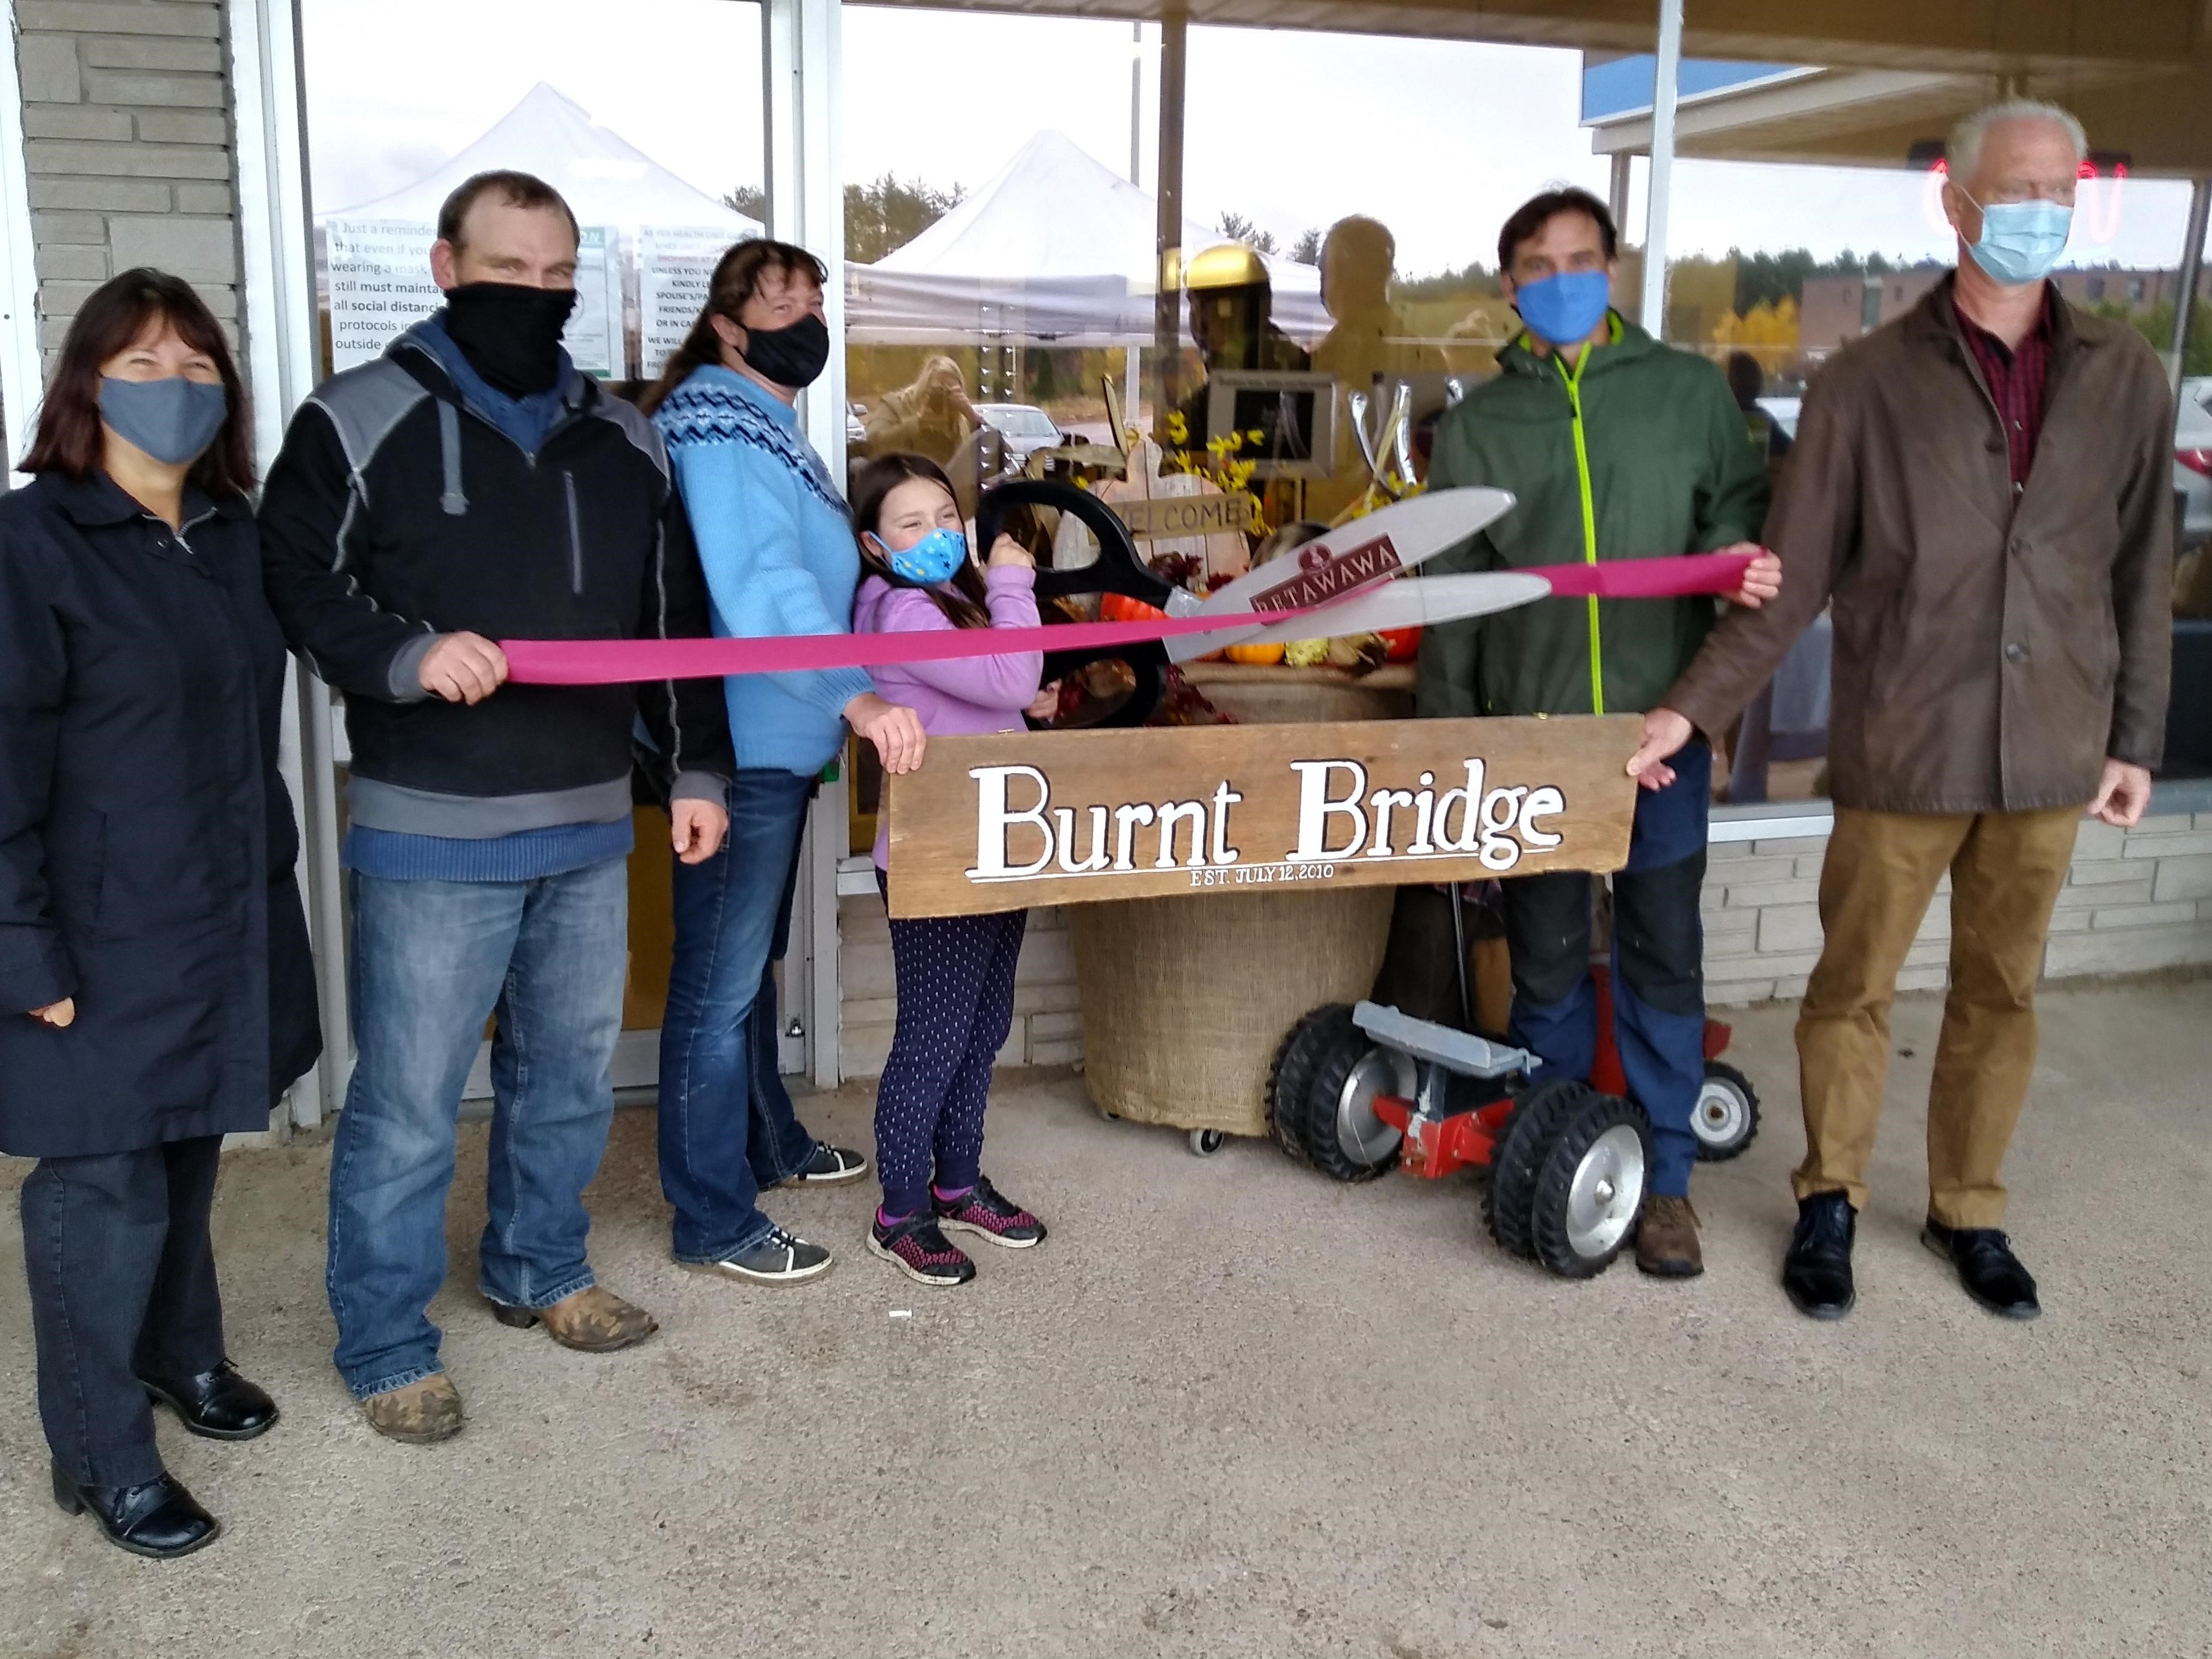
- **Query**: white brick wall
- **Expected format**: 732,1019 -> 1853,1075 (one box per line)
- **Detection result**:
838,895 -> 1082,1080
838,809 -> 2212,1075
14,1 -> 242,362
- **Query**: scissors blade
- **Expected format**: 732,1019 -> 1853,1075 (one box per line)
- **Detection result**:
1235,571 -> 1555,647
1164,487 -> 1516,662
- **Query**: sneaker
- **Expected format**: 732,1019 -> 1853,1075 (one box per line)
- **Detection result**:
792,1142 -> 870,1185
868,1213 -> 976,1287
933,1175 -> 1047,1250
684,1225 -> 833,1285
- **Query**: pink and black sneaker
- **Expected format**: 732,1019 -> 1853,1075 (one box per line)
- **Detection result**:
932,1175 -> 1047,1250
868,1211 -> 976,1287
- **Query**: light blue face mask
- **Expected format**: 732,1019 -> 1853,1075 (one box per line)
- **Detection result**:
99,375 -> 228,466
1513,269 -> 1612,348
1960,191 -> 2073,287
878,525 -> 969,585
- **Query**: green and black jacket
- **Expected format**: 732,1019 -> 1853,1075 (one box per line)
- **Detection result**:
1416,314 -> 1770,720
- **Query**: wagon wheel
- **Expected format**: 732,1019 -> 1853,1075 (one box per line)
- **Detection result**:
1690,1060 -> 1760,1163
1481,1078 -> 1591,1260
1528,1091 -> 1651,1279
1294,1018 -> 1411,1184
1266,1004 -> 1354,1167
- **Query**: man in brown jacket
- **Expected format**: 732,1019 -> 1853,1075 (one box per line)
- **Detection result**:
1625,100 -> 2175,1323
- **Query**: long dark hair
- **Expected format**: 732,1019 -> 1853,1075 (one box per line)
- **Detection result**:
638,237 -> 828,416
850,452 -> 991,630
22,267 -> 254,495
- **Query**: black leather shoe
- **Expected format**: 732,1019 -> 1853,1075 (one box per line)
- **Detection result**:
51,1463 -> 221,1559
1922,1218 -> 2040,1320
1782,1192 -> 1858,1320
141,1360 -> 279,1441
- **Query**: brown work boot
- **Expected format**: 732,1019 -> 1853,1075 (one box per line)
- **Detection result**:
362,1374 -> 463,1445
490,1285 -> 658,1353
1635,1195 -> 1705,1279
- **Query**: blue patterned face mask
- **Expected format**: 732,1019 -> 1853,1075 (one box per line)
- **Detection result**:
877,525 -> 969,585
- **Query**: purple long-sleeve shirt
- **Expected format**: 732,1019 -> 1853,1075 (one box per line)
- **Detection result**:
854,564 -> 1044,868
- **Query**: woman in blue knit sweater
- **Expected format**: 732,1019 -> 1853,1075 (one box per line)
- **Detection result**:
639,240 -> 926,1284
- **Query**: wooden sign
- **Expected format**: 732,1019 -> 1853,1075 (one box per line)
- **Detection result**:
884,715 -> 1643,918
1110,491 -> 1262,541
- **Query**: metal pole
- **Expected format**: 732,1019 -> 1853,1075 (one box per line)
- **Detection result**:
1640,0 -> 1684,337
1124,22 -> 1144,438
2169,176 -> 2210,395
1153,7 -> 1187,438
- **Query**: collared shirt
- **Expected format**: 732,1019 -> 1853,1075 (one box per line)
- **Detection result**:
1954,284 -> 2056,492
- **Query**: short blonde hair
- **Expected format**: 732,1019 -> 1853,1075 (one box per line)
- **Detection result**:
1949,100 -> 2088,184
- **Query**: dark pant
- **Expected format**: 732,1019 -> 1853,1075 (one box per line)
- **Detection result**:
876,871 -> 1027,1218
20,1135 -> 227,1487
1500,743 -> 1711,1197
658,770 -> 823,1262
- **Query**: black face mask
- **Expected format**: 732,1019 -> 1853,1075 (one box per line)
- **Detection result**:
739,313 -> 830,390
441,282 -> 579,397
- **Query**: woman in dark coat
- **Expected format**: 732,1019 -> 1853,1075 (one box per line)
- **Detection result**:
0,269 -> 321,1559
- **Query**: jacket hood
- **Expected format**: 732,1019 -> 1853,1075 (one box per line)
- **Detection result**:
388,318 -> 592,414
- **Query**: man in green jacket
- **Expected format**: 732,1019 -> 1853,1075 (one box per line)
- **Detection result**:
1418,186 -> 1777,1277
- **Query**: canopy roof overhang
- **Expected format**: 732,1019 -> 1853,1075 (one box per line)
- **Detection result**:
866,0 -> 2212,173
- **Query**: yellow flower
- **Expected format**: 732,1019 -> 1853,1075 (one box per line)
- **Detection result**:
1165,411 -> 1190,444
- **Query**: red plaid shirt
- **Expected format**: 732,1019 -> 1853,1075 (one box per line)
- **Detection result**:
1955,286 -> 2055,493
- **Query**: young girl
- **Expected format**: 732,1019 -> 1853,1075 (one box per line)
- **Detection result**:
851,454 -> 1057,1286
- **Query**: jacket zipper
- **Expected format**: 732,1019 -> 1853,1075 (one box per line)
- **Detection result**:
563,470 -> 583,595
1554,343 -> 1605,716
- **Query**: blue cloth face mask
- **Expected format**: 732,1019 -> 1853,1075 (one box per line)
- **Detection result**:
1513,269 -> 1612,348
1960,192 -> 2072,286
879,525 -> 970,585
99,375 -> 228,466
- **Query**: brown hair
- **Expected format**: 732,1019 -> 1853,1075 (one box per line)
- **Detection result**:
437,169 -> 579,251
638,237 -> 828,415
22,266 -> 254,496
1496,186 -> 1618,275
849,452 -> 990,629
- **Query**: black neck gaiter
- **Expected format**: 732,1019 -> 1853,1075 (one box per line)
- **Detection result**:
442,283 -> 579,397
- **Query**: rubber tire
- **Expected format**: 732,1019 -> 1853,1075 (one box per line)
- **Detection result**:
1266,1004 -> 1356,1167
1482,1078 -> 1592,1259
1528,1091 -> 1652,1280
1691,1059 -> 1761,1163
1294,1019 -> 1402,1184
1189,1128 -> 1226,1157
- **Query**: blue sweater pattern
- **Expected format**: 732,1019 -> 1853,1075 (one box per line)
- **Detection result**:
655,367 -> 871,776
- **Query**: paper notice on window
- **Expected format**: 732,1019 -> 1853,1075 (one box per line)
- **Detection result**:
641,226 -> 749,381
325,220 -> 624,378
325,220 -> 442,373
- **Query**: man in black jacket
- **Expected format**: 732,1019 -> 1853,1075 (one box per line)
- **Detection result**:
261,171 -> 733,1445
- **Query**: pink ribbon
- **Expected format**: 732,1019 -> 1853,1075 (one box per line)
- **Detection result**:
500,551 -> 1757,686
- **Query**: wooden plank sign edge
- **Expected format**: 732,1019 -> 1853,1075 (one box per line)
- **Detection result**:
884,714 -> 1644,919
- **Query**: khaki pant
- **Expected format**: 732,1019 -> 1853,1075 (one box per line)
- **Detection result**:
1794,806 -> 2080,1228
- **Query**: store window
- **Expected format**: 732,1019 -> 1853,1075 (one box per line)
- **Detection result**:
298,0 -> 768,1051
1617,36 -> 2211,797
837,4 -> 1602,849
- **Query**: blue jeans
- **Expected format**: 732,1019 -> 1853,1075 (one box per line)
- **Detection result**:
327,861 -> 627,1400
1500,743 -> 1711,1198
657,770 -> 821,1262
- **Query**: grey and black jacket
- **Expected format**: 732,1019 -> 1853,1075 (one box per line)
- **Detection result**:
260,329 -> 734,832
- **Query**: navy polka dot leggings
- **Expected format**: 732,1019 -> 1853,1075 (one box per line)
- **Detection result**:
874,873 -> 1028,1219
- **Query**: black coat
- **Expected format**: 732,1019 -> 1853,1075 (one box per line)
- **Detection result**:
0,470 -> 321,1158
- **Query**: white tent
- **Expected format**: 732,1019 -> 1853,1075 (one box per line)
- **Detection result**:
847,129 -> 1327,348
316,84 -> 760,377
320,82 -> 759,237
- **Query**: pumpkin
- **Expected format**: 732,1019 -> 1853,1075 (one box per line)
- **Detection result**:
1380,626 -> 1422,663
1223,641 -> 1285,666
1282,639 -> 1330,669
1100,592 -> 1168,623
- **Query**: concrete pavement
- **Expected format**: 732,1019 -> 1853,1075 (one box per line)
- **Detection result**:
5,980 -> 2209,1658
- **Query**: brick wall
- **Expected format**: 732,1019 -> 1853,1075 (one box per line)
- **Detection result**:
836,813 -> 2212,1078
839,896 -> 1082,1080
14,1 -> 241,362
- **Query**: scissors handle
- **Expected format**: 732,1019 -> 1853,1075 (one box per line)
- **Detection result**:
977,478 -> 1171,728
